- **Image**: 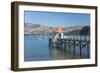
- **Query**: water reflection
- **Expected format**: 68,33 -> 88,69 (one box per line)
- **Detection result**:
48,45 -> 90,60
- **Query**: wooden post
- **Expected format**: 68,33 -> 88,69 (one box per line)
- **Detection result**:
87,41 -> 90,58
69,40 -> 71,56
60,39 -> 62,49
73,40 -> 75,56
49,38 -> 51,48
64,40 -> 66,50
79,41 -> 82,58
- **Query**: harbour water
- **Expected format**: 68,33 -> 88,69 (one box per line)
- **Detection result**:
24,35 -> 90,61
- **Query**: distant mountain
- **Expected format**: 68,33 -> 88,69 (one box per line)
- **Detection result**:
24,23 -> 90,35
24,23 -> 53,35
62,25 -> 83,33
67,26 -> 90,35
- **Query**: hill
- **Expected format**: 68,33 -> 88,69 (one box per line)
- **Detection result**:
24,23 -> 90,35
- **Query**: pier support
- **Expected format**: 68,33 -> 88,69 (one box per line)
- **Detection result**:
49,35 -> 90,59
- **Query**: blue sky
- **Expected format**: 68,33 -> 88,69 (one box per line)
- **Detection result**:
24,11 -> 90,27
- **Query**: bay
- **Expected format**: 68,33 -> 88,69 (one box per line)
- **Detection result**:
24,35 -> 90,61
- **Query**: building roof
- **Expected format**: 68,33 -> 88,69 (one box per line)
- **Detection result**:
55,26 -> 63,33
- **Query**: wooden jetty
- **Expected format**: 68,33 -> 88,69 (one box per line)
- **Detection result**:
49,35 -> 90,58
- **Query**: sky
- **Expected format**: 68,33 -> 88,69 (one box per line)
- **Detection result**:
24,11 -> 90,27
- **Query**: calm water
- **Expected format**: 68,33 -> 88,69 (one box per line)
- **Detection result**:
24,35 -> 90,61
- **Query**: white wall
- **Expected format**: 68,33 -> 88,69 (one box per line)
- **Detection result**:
0,0 -> 99,73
